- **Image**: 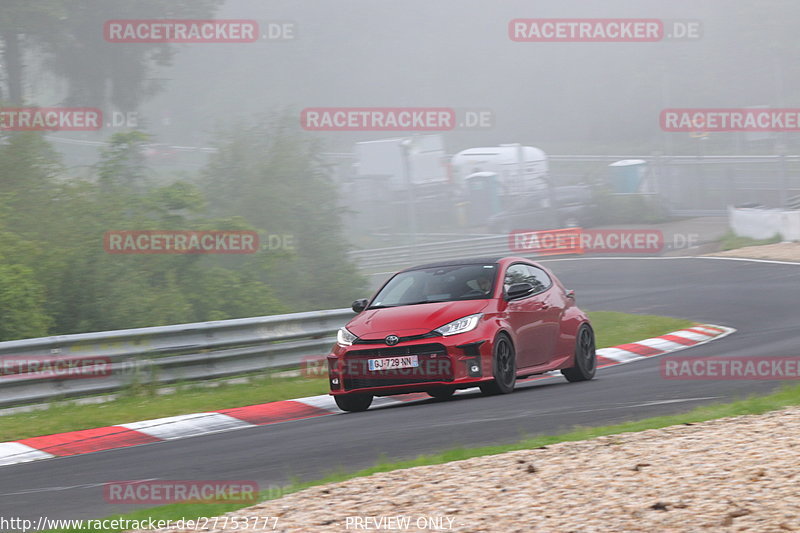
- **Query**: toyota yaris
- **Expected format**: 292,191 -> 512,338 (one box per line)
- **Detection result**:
327,256 -> 596,412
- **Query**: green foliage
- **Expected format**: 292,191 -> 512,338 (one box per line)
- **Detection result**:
0,117 -> 363,340
202,114 -> 366,310
719,231 -> 782,251
96,131 -> 151,187
590,189 -> 671,225
0,372 -> 331,442
182,267 -> 284,322
586,311 -> 693,350
0,263 -> 50,340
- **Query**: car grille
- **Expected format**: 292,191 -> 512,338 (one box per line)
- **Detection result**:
353,332 -> 440,345
342,343 -> 453,391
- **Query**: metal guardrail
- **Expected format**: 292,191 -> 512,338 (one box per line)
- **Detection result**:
348,220 -> 730,273
549,154 -> 800,164
349,234 -> 514,273
0,309 -> 353,408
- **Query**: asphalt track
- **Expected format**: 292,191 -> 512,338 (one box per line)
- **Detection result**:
2,257 -> 799,523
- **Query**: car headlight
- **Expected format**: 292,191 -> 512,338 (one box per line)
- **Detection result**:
337,327 -> 357,346
434,313 -> 482,336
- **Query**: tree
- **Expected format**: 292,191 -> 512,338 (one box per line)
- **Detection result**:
0,263 -> 50,340
39,0 -> 224,110
1,0 -> 223,109
0,1 -> 64,104
96,130 -> 151,188
202,113 -> 367,310
0,227 -> 51,340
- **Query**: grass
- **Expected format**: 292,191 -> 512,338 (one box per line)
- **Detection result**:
44,382 -> 800,533
587,311 -> 692,349
0,311 -> 693,442
719,231 -> 781,251
0,374 -> 331,442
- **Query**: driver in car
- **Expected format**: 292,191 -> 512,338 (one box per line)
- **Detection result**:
462,273 -> 493,298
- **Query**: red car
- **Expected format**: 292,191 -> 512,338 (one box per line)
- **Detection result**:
327,256 -> 596,412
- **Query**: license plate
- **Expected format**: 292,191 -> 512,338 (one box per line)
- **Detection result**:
368,355 -> 419,371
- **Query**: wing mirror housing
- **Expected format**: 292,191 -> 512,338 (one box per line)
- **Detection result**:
351,298 -> 369,313
505,282 -> 535,301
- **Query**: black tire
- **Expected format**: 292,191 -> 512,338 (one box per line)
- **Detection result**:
479,334 -> 516,395
427,387 -> 456,400
334,394 -> 373,412
561,324 -> 596,382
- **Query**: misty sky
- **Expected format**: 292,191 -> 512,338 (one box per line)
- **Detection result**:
31,0 -> 800,155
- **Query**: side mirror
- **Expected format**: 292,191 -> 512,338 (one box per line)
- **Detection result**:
566,289 -> 575,299
351,298 -> 369,313
505,282 -> 535,301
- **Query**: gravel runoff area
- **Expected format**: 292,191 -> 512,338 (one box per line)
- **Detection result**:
708,242 -> 800,262
138,407 -> 800,533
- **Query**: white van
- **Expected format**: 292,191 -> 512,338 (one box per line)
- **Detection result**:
450,144 -> 548,196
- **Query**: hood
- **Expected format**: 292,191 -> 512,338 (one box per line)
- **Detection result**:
347,299 -> 489,339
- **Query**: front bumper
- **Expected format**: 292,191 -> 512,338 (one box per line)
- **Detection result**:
327,332 -> 495,396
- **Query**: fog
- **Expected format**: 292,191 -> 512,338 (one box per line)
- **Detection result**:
128,0 -> 799,154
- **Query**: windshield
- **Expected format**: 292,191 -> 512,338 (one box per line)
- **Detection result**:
369,264 -> 497,308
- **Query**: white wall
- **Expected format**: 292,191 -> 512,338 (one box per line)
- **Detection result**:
728,207 -> 800,241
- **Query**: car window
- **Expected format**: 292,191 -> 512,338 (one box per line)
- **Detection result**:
523,265 -> 552,293
376,275 -> 416,305
370,264 -> 497,308
504,263 -> 551,295
504,264 -> 529,290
